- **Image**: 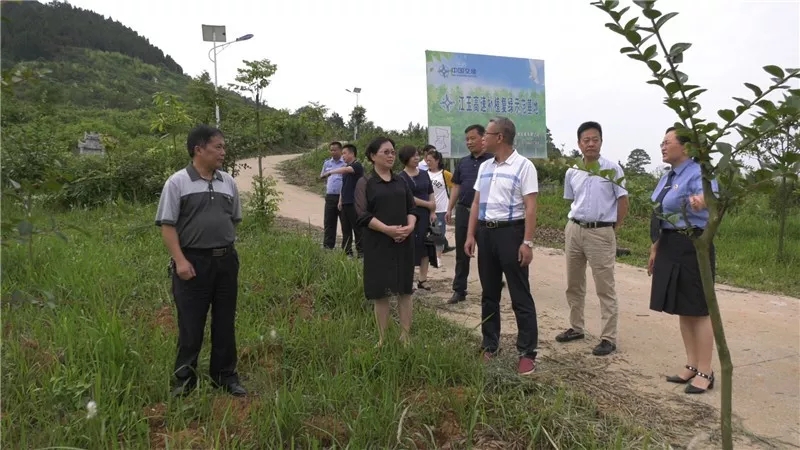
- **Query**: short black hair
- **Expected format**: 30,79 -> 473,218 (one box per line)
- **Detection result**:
187,125 -> 224,158
365,137 -> 395,163
421,144 -> 436,152
464,124 -> 485,135
665,126 -> 691,145
398,145 -> 417,166
342,143 -> 357,157
329,141 -> 343,149
577,121 -> 602,140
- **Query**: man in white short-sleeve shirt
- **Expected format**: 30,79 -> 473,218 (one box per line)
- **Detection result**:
555,121 -> 629,357
464,116 -> 540,376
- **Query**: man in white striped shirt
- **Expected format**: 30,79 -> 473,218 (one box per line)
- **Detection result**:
464,116 -> 540,375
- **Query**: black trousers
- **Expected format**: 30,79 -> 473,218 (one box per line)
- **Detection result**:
341,203 -> 363,257
477,222 -> 538,357
171,247 -> 239,387
452,204 -> 471,294
323,194 -> 343,249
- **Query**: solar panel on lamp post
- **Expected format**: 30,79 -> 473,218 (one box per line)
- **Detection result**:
202,25 -> 254,129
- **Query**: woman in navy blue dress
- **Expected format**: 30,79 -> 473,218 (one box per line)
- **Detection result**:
398,145 -> 437,291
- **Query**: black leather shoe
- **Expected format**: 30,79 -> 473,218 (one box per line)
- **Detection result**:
685,371 -> 714,394
555,328 -> 585,342
221,382 -> 247,397
666,365 -> 698,384
592,339 -> 616,356
171,380 -> 196,398
447,292 -> 466,304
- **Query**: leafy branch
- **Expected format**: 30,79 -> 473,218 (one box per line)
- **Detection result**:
591,2 -> 800,449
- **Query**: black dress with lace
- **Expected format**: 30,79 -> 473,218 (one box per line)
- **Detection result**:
354,172 -> 416,300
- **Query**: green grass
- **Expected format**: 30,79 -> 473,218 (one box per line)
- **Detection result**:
2,203 -> 669,449
280,148 -> 800,297
277,148 -> 331,197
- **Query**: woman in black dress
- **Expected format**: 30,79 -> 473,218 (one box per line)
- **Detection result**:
649,126 -> 718,394
354,137 -> 417,347
397,145 -> 437,291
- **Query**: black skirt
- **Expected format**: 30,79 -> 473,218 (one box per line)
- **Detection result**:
412,208 -> 431,266
649,229 -> 716,316
362,227 -> 415,300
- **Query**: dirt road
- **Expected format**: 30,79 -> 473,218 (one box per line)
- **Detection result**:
236,154 -> 800,447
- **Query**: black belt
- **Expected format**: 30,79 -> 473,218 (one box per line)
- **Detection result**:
571,218 -> 615,229
182,245 -> 234,257
479,219 -> 525,229
662,228 -> 704,235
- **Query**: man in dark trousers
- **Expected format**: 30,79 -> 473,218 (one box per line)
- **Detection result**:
465,116 -> 540,375
445,124 -> 494,304
319,141 -> 347,250
155,124 -> 247,397
324,143 -> 364,257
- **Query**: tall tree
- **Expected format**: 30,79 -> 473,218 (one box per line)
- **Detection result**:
187,71 -> 219,126
149,91 -> 192,154
546,127 -> 563,159
326,112 -> 346,131
591,1 -> 800,448
348,105 -> 366,140
746,96 -> 800,262
229,59 -> 278,184
625,148 -> 651,174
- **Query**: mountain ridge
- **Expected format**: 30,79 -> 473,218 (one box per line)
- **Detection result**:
1,0 -> 183,74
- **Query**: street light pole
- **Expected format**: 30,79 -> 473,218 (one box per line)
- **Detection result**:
345,87 -> 361,141
212,31 -> 220,128
201,25 -> 253,129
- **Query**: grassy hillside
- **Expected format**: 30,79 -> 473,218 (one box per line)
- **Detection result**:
10,47 -> 190,110
1,0 -> 183,73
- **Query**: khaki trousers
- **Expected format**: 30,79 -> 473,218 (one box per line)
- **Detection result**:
564,220 -> 619,343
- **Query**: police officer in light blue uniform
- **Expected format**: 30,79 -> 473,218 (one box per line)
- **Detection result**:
648,126 -> 719,395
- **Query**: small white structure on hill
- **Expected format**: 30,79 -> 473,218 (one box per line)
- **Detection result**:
76,132 -> 105,156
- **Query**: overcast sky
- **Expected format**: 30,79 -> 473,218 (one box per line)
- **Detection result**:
65,0 -> 799,169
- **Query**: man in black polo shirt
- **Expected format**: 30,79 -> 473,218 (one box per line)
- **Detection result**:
325,143 -> 364,257
155,125 -> 246,398
445,124 -> 494,304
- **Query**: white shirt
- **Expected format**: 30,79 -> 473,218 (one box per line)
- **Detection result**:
473,150 -> 539,221
564,156 -> 628,223
428,169 -> 449,213
418,160 -> 429,171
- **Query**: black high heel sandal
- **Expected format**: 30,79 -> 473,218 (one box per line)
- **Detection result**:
666,365 -> 698,384
685,371 -> 714,394
417,280 -> 431,291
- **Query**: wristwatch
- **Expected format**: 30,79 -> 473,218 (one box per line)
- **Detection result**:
523,240 -> 534,248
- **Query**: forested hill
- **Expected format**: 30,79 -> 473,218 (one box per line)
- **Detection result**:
0,0 -> 183,74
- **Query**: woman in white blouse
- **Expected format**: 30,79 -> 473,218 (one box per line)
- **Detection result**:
424,149 -> 453,266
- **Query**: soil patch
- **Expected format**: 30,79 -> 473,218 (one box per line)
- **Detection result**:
303,414 -> 349,447
152,305 -> 175,332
